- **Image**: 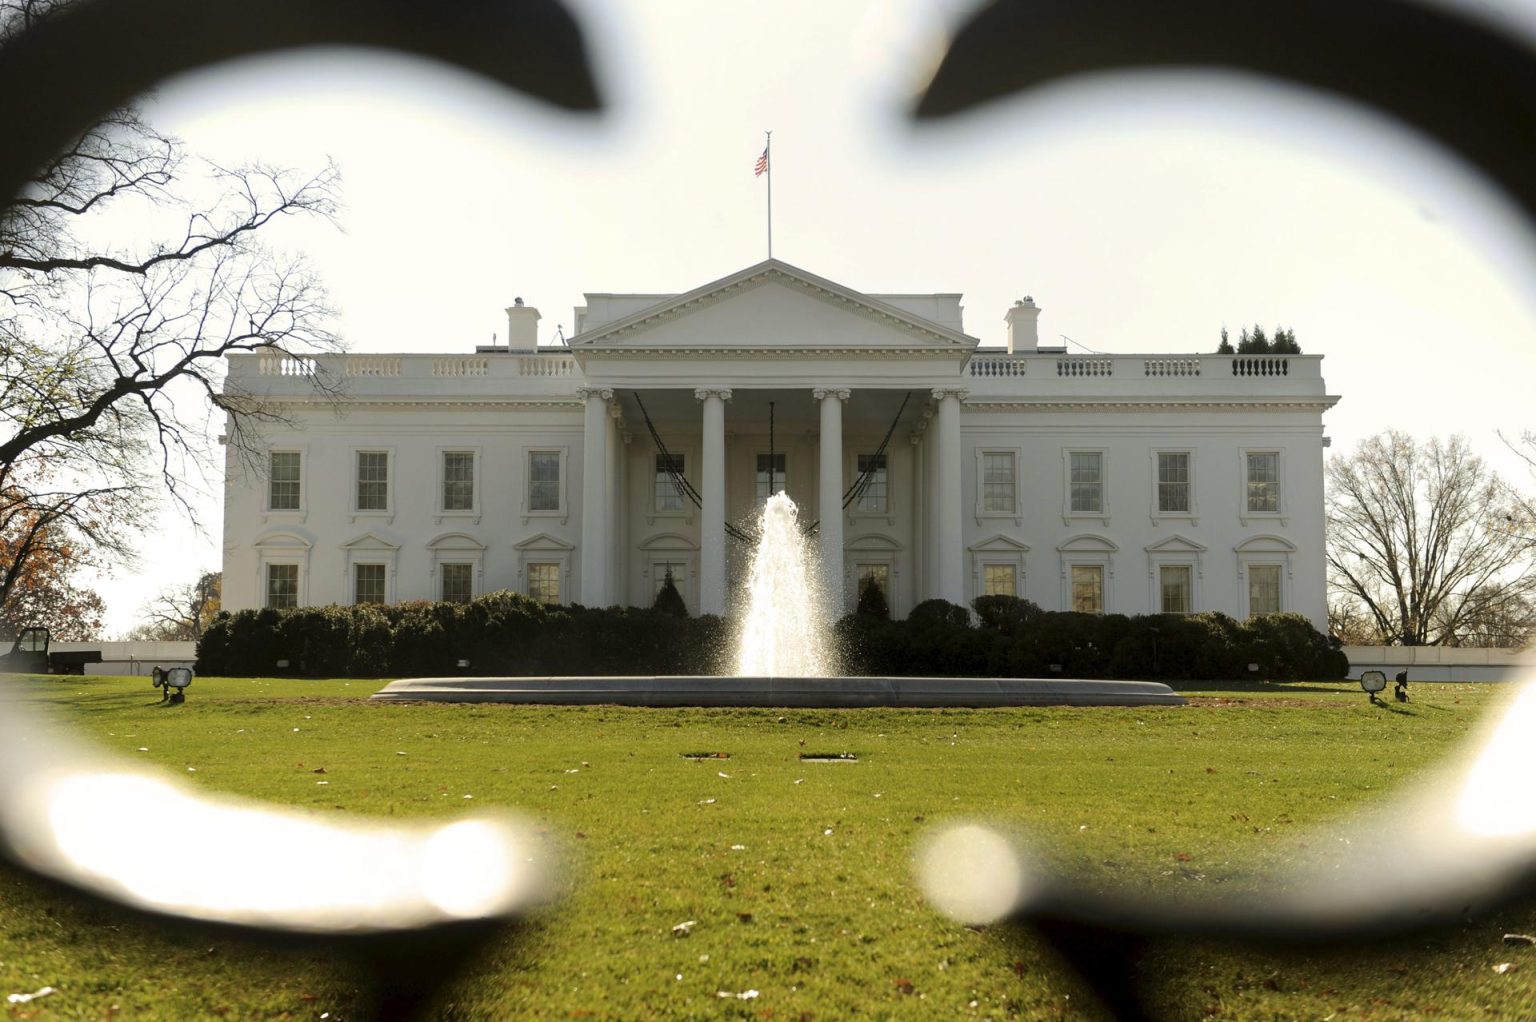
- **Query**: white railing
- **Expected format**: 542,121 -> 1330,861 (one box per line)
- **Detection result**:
1144,358 -> 1200,377
968,356 -> 1028,377
518,354 -> 576,377
344,356 -> 401,378
257,354 -> 316,376
1232,356 -> 1289,376
1057,357 -> 1113,377
432,357 -> 490,378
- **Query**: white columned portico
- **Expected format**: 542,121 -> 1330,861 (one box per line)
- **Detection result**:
933,388 -> 966,606
814,387 -> 850,611
696,387 -> 732,615
579,386 -> 613,606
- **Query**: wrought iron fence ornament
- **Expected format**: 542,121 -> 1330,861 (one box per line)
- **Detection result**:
3,1 -> 1536,1018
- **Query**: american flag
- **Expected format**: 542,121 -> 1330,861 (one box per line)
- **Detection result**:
754,147 -> 769,177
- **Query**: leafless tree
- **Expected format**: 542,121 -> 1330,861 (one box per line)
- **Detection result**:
129,569 -> 219,640
1326,430 -> 1536,647
1,0 -> 341,614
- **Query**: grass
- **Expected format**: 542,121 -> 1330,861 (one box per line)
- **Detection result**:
1,675 -> 1533,1020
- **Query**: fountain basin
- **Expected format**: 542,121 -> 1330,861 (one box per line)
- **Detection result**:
370,676 -> 1186,708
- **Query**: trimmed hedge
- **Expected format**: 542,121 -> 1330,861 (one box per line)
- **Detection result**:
197,590 -> 729,678
198,592 -> 1347,681
836,597 -> 1348,681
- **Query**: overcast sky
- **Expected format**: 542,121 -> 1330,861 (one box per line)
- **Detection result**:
85,0 -> 1536,634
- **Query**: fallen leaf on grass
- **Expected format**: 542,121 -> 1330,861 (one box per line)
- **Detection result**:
1494,962 -> 1516,974
6,987 -> 56,1004
894,978 -> 915,995
718,771 -> 731,779
671,920 -> 696,936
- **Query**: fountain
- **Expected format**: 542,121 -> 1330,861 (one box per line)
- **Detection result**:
735,493 -> 834,678
373,492 -> 1185,707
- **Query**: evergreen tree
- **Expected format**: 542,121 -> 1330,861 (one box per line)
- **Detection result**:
1216,326 -> 1234,355
1236,325 -> 1271,354
652,569 -> 688,617
855,576 -> 890,619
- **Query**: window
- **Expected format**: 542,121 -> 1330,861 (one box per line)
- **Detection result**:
356,451 -> 389,511
1070,452 -> 1103,513
528,562 -> 561,604
529,451 -> 561,512
1071,565 -> 1103,614
857,563 -> 890,598
1249,564 -> 1283,616
854,454 -> 887,513
755,453 -> 786,505
441,562 -> 473,604
354,563 -> 386,604
1246,452 -> 1281,513
982,452 -> 1015,513
442,451 -> 475,511
1157,452 -> 1190,513
983,563 -> 1017,597
266,563 -> 298,609
655,454 -> 685,513
268,451 -> 301,510
1159,565 -> 1192,614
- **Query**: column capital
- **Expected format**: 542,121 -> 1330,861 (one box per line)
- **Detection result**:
694,387 -> 733,402
577,385 -> 614,401
931,386 -> 969,402
812,387 -> 851,402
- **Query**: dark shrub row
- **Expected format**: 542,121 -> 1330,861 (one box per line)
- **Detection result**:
836,597 -> 1348,681
196,591 -> 729,678
198,592 -> 1346,681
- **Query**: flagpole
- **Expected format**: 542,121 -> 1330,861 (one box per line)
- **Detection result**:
765,130 -> 773,259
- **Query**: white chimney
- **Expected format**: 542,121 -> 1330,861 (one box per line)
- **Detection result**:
505,297 -> 541,349
1004,296 -> 1040,354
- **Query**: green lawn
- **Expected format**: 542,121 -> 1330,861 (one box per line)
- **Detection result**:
2,675 -> 1532,1020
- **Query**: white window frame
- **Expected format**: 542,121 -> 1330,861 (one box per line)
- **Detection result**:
651,448 -> 694,519
352,561 -> 389,605
254,530 -> 312,608
1062,448 -> 1110,525
639,533 -> 699,613
1235,535 -> 1297,618
848,450 -> 892,519
264,447 -> 306,515
351,447 -> 394,518
1068,563 -> 1107,615
427,531 -> 487,603
515,532 -> 574,601
1157,564 -> 1194,615
1240,448 -> 1288,525
1057,534 -> 1118,615
1150,449 -> 1198,524
437,447 -> 481,519
1246,563 -> 1285,617
341,531 -> 400,606
754,451 -> 789,508
968,534 -> 1030,606
1145,535 -> 1205,616
265,562 -> 301,610
974,448 -> 1022,525
526,561 -> 563,604
843,534 -> 903,617
439,561 -> 476,604
523,446 -> 570,522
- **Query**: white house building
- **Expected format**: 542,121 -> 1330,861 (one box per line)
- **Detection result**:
221,259 -> 1338,626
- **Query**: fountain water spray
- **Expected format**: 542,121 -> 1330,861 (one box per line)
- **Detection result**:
735,492 -> 834,676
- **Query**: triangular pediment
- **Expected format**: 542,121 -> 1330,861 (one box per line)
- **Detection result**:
1145,534 -> 1206,554
514,531 -> 574,552
572,260 -> 977,352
